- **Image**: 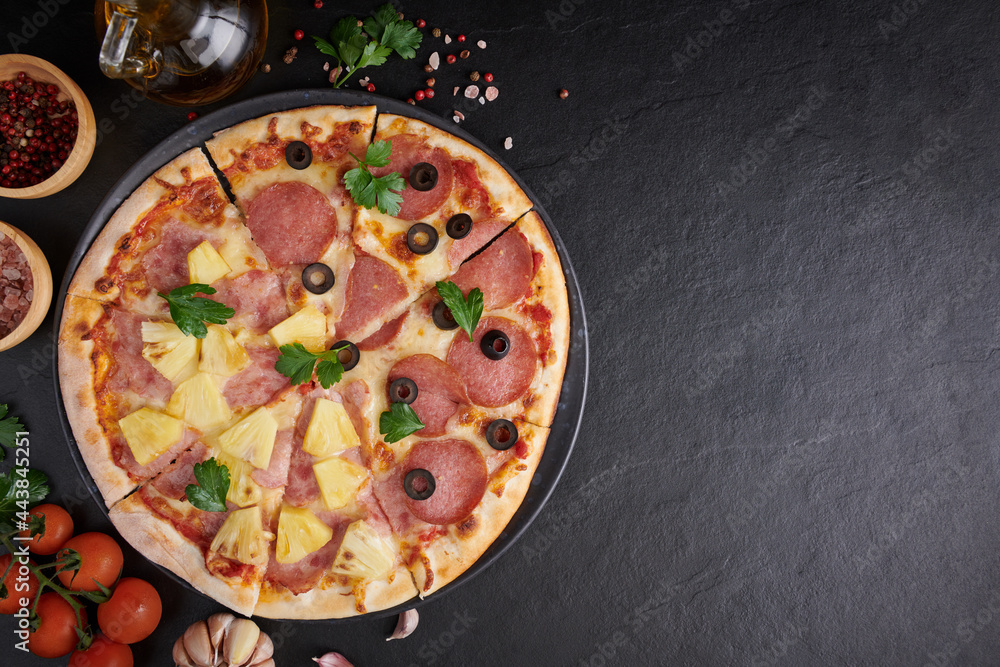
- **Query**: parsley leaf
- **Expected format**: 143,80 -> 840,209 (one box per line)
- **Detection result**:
158,284 -> 235,339
0,404 -> 26,462
344,142 -> 405,216
315,3 -> 422,88
275,343 -> 350,389
0,468 -> 49,530
185,458 -> 230,512
379,402 -> 425,443
436,281 -> 484,342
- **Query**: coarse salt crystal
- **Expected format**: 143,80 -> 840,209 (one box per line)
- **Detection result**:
453,115 -> 461,123
444,35 -> 452,44
454,111 -> 465,121
464,85 -> 479,98
485,86 -> 499,102
479,97 -> 485,105
453,86 -> 459,96
477,40 -> 486,49
323,62 -> 330,71
504,137 -> 513,150
429,52 -> 440,70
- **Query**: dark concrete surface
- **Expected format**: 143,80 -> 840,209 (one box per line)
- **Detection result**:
2,1 -> 1000,665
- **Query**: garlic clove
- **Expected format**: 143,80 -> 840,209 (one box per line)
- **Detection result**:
183,621 -> 214,666
248,630 -> 274,664
208,612 -> 237,664
313,652 -> 355,667
224,618 -> 262,667
253,660 -> 275,667
173,635 -> 199,667
386,609 -> 419,641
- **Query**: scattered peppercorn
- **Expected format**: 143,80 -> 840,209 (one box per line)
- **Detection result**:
357,19 -> 364,27
424,64 -> 434,73
416,19 -> 426,28
313,0 -> 323,7
366,83 -> 376,93
293,29 -> 305,40
458,34 -> 466,42
470,71 -> 480,82
426,78 -> 435,87
414,89 -> 425,101
424,88 -> 435,99
187,111 -> 198,121
559,88 -> 569,99
432,28 -> 442,37
459,49 -> 470,59
260,63 -> 271,73
0,71 -> 78,189
484,72 -> 494,82
446,54 -> 457,64
283,47 -> 298,64
407,98 -> 415,105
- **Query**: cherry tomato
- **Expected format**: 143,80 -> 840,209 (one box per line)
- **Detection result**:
97,577 -> 162,644
29,592 -> 85,658
19,503 -> 74,555
57,532 -> 124,592
0,552 -> 38,614
69,634 -> 134,667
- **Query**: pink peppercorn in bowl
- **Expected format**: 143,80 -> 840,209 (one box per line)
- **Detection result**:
0,54 -> 96,199
0,220 -> 52,352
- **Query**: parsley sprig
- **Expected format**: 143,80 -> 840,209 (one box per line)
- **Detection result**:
436,281 -> 484,342
344,141 -> 406,216
275,343 -> 350,389
0,467 -> 48,531
158,284 -> 235,339
0,404 -> 25,462
379,401 -> 425,443
313,3 -> 422,89
185,458 -> 230,513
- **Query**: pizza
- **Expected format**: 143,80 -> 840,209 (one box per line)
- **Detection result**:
57,104 -> 570,619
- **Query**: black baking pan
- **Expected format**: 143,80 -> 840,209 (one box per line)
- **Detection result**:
51,88 -> 588,621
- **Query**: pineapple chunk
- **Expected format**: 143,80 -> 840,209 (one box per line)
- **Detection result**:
275,506 -> 333,564
209,506 -> 272,566
217,407 -> 278,469
217,453 -> 263,508
302,399 -> 360,458
217,235 -> 257,279
141,321 -> 200,383
268,305 -> 326,353
187,240 -> 232,285
166,373 -> 232,432
331,520 -> 397,581
312,457 -> 367,510
118,408 -> 184,466
199,324 -> 251,377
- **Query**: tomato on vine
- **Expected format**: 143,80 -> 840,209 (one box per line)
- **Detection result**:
19,503 -> 74,555
29,592 -> 86,658
57,532 -> 123,592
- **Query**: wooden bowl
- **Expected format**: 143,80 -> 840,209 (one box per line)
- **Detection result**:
0,221 -> 53,352
0,54 -> 96,199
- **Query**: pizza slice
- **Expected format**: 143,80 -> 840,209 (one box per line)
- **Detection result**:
67,148 -> 269,315
205,106 -> 378,332
336,114 -> 533,342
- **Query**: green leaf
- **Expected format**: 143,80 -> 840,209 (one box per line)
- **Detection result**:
436,281 -> 484,342
313,35 -> 341,59
344,166 -> 375,207
363,3 -> 400,41
315,357 -> 344,389
357,41 -> 392,69
343,146 -> 405,217
0,468 -> 49,530
370,173 -> 405,216
158,284 -> 235,339
185,458 -> 230,513
0,404 -> 26,461
275,343 -> 322,385
364,140 -> 393,168
379,402 -> 425,443
379,20 -> 422,59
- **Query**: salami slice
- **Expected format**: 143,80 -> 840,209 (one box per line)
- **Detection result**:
245,181 -> 340,266
357,312 -> 407,351
141,218 -> 212,293
446,218 -> 509,268
402,439 -> 487,525
450,227 -> 535,309
447,317 -> 537,408
371,134 -> 453,220
387,355 -> 468,437
336,255 -> 407,339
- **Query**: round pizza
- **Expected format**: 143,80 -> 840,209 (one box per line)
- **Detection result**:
56,105 -> 569,619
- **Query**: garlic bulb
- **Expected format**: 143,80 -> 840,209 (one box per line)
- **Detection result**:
174,613 -> 273,667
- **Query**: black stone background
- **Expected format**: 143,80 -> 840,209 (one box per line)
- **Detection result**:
2,0 -> 999,665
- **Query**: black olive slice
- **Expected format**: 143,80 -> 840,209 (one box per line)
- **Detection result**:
481,330 -> 510,360
408,162 -> 438,191
404,468 -> 436,501
446,213 -> 473,239
486,419 -> 518,451
301,263 -> 335,294
285,141 -> 312,170
330,340 -> 360,371
406,223 -> 439,255
432,301 -> 459,330
388,377 -> 418,404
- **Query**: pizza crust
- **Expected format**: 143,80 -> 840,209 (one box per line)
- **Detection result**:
253,564 -> 419,619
